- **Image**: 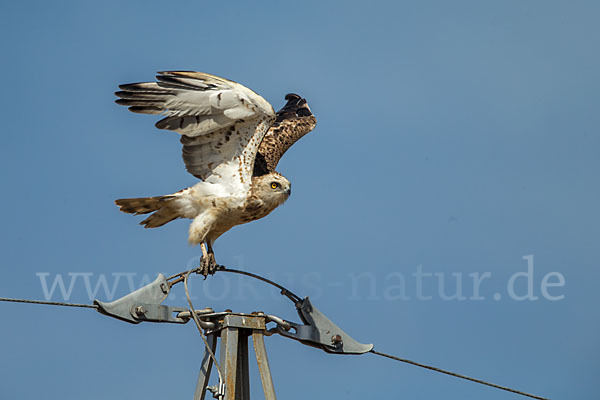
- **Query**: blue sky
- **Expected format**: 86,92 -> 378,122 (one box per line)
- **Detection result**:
1,1 -> 598,399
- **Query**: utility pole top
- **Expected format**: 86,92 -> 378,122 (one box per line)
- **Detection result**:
93,271 -> 373,399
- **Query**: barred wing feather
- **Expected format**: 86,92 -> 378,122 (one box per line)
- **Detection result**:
254,94 -> 317,176
115,71 -> 275,194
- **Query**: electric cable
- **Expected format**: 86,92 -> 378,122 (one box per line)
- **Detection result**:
0,297 -> 97,309
370,349 -> 548,400
0,268 -> 550,400
215,266 -> 302,304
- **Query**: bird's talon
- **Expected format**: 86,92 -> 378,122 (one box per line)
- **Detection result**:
198,253 -> 217,277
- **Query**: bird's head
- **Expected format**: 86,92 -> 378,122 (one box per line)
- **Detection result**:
253,172 -> 291,206
275,93 -> 313,121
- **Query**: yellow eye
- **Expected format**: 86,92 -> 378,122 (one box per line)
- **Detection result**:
271,182 -> 279,189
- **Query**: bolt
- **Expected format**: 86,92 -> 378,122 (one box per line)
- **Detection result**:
134,306 -> 146,316
207,385 -> 218,395
331,334 -> 343,345
160,282 -> 169,294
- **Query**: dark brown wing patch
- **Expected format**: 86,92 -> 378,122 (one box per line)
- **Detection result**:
253,94 -> 317,176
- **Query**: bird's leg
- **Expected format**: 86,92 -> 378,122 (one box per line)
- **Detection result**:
198,241 -> 217,277
199,242 -> 209,276
206,241 -> 217,273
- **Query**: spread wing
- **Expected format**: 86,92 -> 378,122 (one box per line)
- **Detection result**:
253,94 -> 317,176
116,71 -> 275,194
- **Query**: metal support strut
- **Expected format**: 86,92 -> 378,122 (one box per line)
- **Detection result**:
195,313 -> 277,400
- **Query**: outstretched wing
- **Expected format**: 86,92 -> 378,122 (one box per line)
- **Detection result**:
253,94 -> 317,176
116,71 -> 275,194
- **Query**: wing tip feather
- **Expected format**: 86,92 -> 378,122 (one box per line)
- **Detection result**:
128,106 -> 163,115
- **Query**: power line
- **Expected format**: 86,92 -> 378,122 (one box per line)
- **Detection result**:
370,349 -> 548,400
0,297 -> 97,309
0,272 -> 550,400
216,266 -> 302,304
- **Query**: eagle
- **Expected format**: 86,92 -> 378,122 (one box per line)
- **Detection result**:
114,71 -> 317,275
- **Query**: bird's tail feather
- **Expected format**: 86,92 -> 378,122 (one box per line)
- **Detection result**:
115,195 -> 178,228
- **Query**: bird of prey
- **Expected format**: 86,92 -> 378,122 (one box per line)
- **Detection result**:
114,71 -> 316,275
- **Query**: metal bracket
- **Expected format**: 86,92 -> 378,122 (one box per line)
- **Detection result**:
275,297 -> 373,354
93,274 -> 372,354
90,273 -> 371,399
93,274 -> 188,324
